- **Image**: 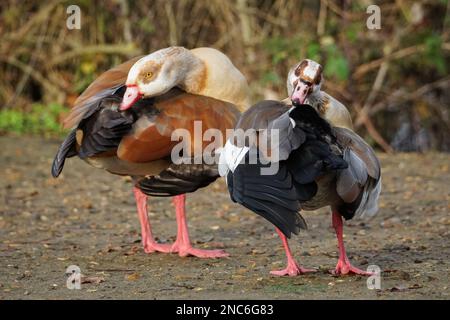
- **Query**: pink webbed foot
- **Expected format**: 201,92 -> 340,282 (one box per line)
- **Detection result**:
133,187 -> 170,255
271,262 -> 316,277
271,228 -> 316,276
142,241 -> 172,254
170,194 -> 229,258
331,258 -> 373,276
331,211 -> 374,276
170,242 -> 229,258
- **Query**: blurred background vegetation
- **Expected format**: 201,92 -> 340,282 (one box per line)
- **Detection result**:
0,0 -> 449,151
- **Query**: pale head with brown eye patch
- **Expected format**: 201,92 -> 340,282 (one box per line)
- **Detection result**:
139,68 -> 158,84
121,47 -> 203,110
287,59 -> 323,106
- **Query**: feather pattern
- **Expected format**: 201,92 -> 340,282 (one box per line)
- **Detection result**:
227,155 -> 307,238
63,57 -> 142,129
51,129 -> 77,178
223,102 -> 348,237
224,100 -> 382,238
336,149 -> 368,203
53,49 -> 244,198
219,100 -> 305,176
334,127 -> 381,219
138,161 -> 219,197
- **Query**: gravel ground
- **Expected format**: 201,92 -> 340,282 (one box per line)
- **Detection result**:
0,135 -> 449,299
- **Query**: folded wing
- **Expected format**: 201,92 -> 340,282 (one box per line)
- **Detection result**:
222,102 -> 347,238
334,127 -> 382,219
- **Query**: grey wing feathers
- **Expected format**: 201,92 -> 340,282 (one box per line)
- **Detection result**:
336,148 -> 368,203
335,127 -> 380,179
235,100 -> 288,131
219,101 -> 285,176
355,176 -> 381,218
64,84 -> 124,129
263,111 -> 305,161
335,127 -> 382,219
219,100 -> 303,177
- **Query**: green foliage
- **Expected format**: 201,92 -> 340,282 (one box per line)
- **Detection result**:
424,34 -> 447,75
0,104 -> 68,136
138,18 -> 155,34
262,34 -> 351,86
306,43 -> 321,62
344,23 -> 360,44
262,35 -> 306,86
74,72 -> 95,95
263,36 -> 303,64
261,71 -> 282,86
323,43 -> 349,81
2,6 -> 20,25
1,1 -> 448,149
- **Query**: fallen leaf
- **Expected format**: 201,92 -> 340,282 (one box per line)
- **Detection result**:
125,273 -> 140,281
204,242 -> 225,249
124,246 -> 140,256
81,275 -> 105,285
196,235 -> 214,244
388,284 -> 422,292
389,285 -> 407,292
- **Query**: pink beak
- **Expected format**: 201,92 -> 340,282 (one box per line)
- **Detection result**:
291,82 -> 310,105
120,85 -> 142,111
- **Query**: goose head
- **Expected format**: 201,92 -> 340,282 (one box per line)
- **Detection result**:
287,59 -> 323,106
120,47 -> 202,110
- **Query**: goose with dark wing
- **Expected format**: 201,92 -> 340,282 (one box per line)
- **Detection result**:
220,99 -> 381,276
52,47 -> 250,258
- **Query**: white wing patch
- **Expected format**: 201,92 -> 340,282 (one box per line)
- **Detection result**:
218,140 -> 250,177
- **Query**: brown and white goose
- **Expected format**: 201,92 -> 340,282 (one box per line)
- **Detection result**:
52,47 -> 250,258
286,59 -> 353,130
220,92 -> 381,275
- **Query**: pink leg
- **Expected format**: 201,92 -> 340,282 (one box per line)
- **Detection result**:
271,228 -> 316,276
169,194 -> 229,258
331,210 -> 373,276
133,187 -> 171,254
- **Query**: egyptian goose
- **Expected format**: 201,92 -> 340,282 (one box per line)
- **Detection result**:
285,59 -> 353,130
220,99 -> 381,276
52,47 -> 250,258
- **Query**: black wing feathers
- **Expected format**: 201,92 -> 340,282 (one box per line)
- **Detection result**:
76,94 -> 158,158
289,104 -> 334,139
226,103 -> 348,238
287,106 -> 347,186
227,157 -> 307,238
77,102 -> 135,158
52,85 -> 150,177
138,162 -> 219,197
337,189 -> 364,220
51,129 -> 77,178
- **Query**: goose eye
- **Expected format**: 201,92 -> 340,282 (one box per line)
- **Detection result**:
145,72 -> 153,79
301,79 -> 312,86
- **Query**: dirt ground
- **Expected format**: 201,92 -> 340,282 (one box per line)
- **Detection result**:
0,135 -> 449,300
